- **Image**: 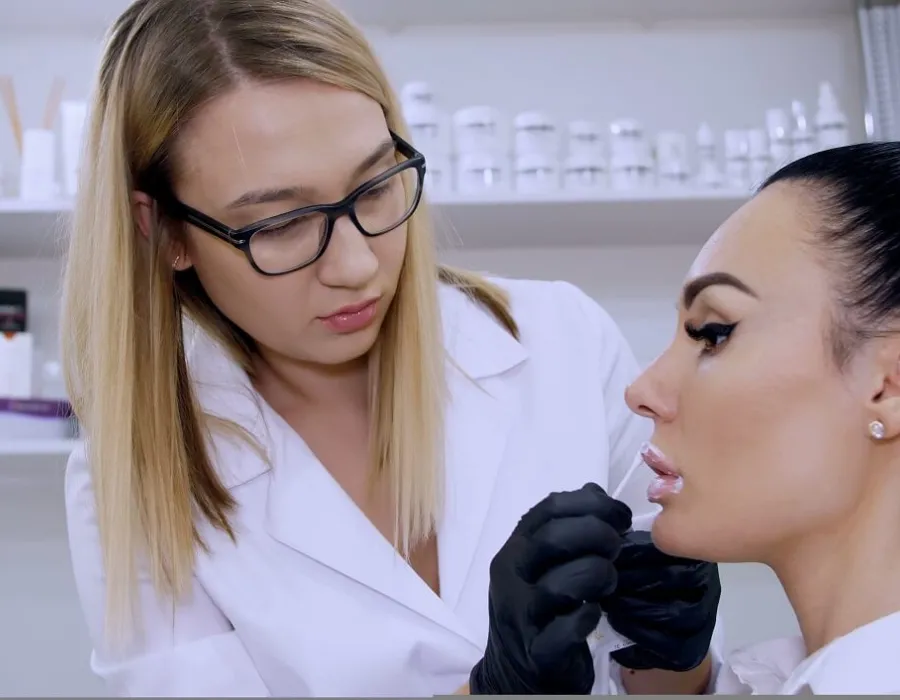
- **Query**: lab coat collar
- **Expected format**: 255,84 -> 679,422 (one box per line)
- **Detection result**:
784,609 -> 900,694
725,610 -> 900,694
186,282 -> 528,639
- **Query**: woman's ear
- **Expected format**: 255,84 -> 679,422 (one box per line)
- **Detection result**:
867,338 -> 900,441
132,191 -> 191,271
132,191 -> 155,241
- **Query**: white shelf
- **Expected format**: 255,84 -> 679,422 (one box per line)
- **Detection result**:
3,0 -> 856,33
0,190 -> 748,255
0,439 -> 80,457
434,188 -> 748,248
0,199 -> 71,258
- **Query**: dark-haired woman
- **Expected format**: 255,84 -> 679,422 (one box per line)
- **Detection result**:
626,141 -> 900,694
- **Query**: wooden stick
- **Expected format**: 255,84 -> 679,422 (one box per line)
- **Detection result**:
0,75 -> 23,154
42,76 -> 66,131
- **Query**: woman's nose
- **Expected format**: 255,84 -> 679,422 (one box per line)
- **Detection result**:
317,216 -> 379,288
625,356 -> 677,422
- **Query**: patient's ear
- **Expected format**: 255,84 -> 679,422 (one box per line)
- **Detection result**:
866,338 -> 900,440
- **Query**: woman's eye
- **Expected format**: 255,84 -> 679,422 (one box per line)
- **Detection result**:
683,321 -> 736,355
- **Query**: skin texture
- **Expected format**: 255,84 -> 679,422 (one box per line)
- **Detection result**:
626,182 -> 900,655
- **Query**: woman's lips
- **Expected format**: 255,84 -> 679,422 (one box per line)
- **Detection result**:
318,297 -> 380,334
641,442 -> 684,503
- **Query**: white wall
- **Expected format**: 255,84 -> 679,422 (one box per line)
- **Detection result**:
0,13 -> 863,695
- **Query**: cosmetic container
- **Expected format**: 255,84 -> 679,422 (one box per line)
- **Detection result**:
453,105 -> 507,158
723,129 -> 750,191
514,111 -> 559,159
0,289 -> 32,399
791,100 -> 816,161
695,122 -> 722,189
815,81 -> 850,150
60,100 -> 88,198
566,120 -> 605,160
747,128 -> 771,188
656,131 -> 691,188
19,128 -> 56,200
766,108 -> 792,171
456,152 -> 508,195
514,152 -> 559,194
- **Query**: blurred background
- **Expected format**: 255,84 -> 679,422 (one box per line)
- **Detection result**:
1,0 -> 899,695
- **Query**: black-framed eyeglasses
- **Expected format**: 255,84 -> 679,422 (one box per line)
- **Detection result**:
164,131 -> 426,276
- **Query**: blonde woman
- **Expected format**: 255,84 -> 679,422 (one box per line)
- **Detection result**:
61,0 -> 721,695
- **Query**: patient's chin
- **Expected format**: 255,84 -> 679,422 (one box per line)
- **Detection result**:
651,509 -> 725,563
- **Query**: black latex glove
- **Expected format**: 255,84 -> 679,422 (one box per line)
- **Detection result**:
469,483 -> 633,695
603,529 -> 721,672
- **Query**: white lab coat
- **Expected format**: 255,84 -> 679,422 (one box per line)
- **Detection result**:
716,609 -> 900,694
65,277 -> 721,697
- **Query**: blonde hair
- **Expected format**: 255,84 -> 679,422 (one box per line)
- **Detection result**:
61,0 -> 516,643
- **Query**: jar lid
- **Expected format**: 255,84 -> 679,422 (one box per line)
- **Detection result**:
453,106 -> 500,128
401,81 -> 434,104
514,111 -> 554,130
568,120 -> 601,137
610,118 -> 643,137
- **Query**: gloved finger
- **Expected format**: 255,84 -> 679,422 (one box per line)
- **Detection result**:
529,602 -> 602,669
517,484 -> 633,537
533,555 -> 619,612
521,515 -> 624,581
616,530 -> 714,570
613,557 -> 720,602
604,596 -> 713,636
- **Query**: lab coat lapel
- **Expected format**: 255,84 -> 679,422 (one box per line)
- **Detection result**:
437,286 -> 528,609
263,427 -> 474,640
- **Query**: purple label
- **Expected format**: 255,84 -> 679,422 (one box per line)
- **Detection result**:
0,397 -> 73,419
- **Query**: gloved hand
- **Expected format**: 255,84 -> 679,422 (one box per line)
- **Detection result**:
602,530 -> 721,673
469,483 -> 633,695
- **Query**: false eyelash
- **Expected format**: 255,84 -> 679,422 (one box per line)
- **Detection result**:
683,321 -> 736,354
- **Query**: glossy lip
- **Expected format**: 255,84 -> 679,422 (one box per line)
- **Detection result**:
640,442 -> 681,477
319,297 -> 381,320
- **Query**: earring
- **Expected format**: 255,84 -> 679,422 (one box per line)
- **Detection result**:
172,255 -> 180,271
869,420 -> 886,440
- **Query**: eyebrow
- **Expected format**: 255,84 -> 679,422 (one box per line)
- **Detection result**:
225,137 -> 396,210
682,272 -> 758,310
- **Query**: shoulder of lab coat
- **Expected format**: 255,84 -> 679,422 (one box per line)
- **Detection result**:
717,610 -> 900,694
487,277 -> 657,524
64,443 -> 271,697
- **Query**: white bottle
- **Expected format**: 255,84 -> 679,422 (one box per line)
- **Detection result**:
656,131 -> 690,188
723,130 -> 750,191
766,108 -> 792,171
695,122 -> 722,189
791,100 -> 817,161
815,81 -> 850,150
747,128 -> 771,189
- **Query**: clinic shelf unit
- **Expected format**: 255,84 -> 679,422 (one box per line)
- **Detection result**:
0,199 -> 70,258
0,438 -> 79,457
0,190 -> 748,256
1,0 -> 857,33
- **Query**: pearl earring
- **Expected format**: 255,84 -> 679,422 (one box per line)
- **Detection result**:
869,420 -> 886,440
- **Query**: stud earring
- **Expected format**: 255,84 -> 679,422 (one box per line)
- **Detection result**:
869,420 -> 886,440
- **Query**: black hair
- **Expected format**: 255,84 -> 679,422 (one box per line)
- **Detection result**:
759,141 -> 900,365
